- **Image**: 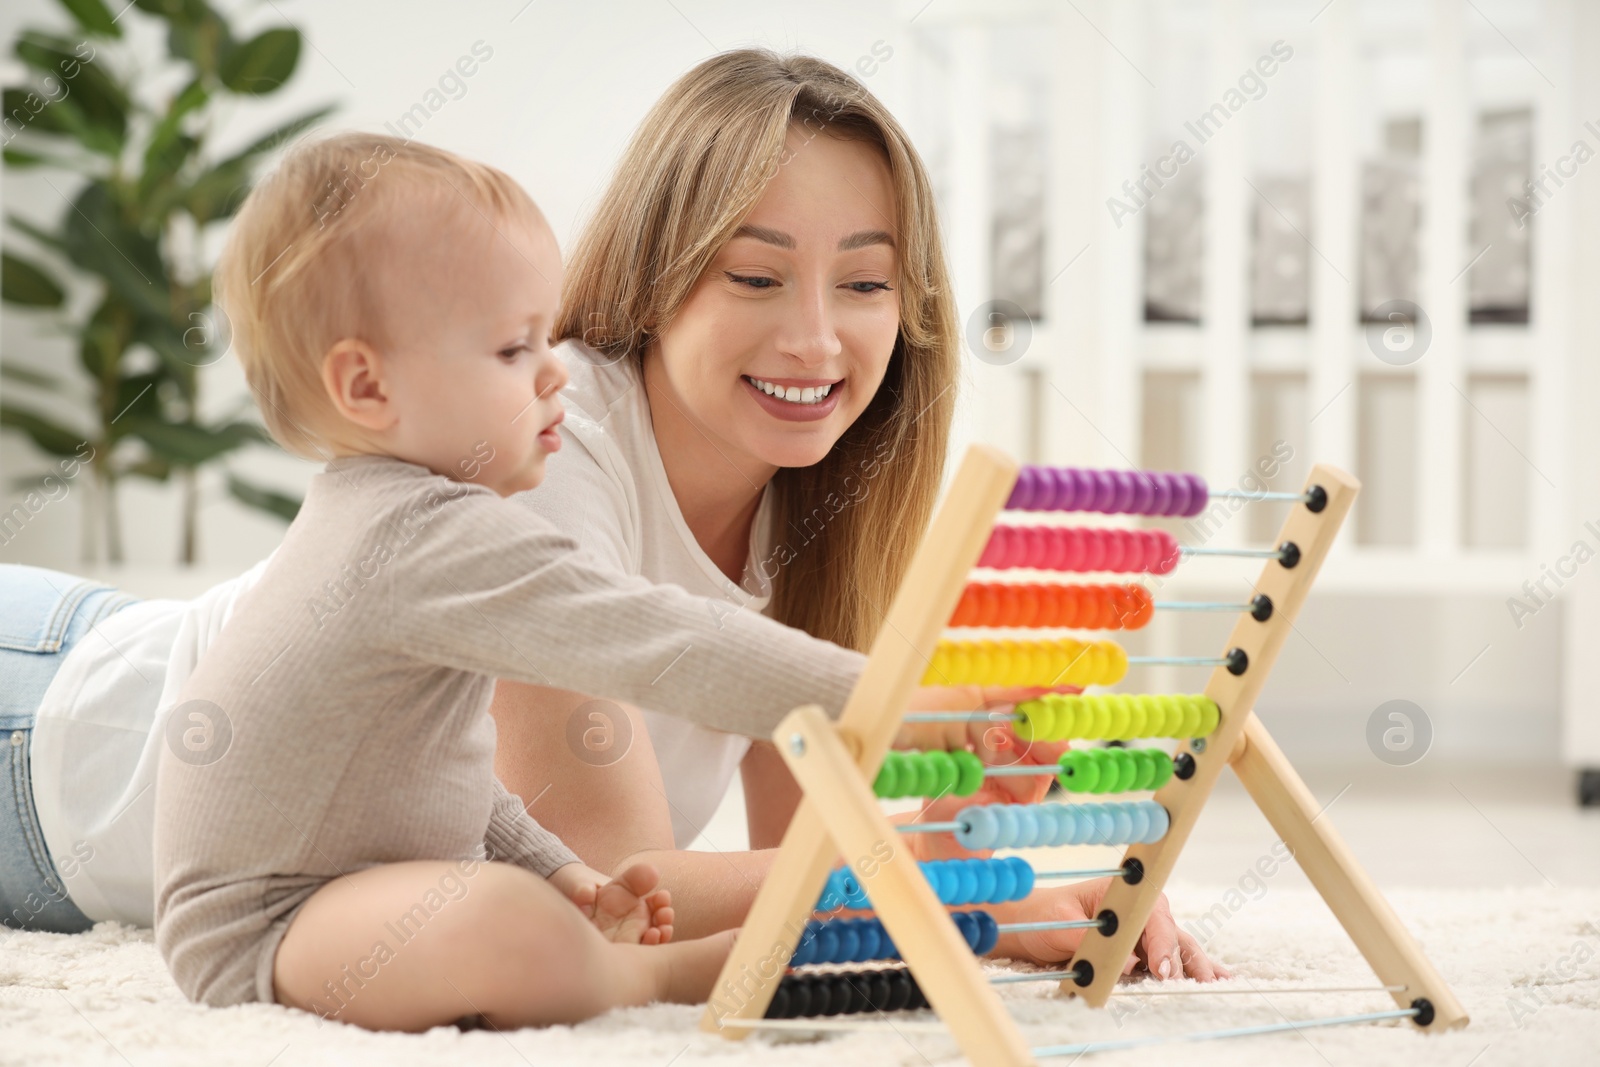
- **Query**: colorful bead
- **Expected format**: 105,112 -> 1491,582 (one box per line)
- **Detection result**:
1009,694 -> 1221,742
978,525 -> 1182,574
1006,466 -> 1210,518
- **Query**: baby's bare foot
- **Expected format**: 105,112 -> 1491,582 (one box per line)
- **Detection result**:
654,929 -> 738,1004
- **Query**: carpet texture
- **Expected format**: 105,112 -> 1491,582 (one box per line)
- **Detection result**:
2,883 -> 1596,1066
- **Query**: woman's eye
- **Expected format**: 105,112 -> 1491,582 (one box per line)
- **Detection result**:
499,343 -> 531,360
845,280 -> 894,294
725,272 -> 779,289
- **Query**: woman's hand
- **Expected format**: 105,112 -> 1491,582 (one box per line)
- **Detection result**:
896,685 -> 1073,861
989,878 -> 1229,981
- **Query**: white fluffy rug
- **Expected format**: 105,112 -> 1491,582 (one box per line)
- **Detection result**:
2,883 -> 1596,1066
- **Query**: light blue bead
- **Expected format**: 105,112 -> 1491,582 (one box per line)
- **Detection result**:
1093,806 -> 1118,845
993,804 -> 1020,850
1145,803 -> 1171,843
1109,804 -> 1133,844
956,805 -> 999,851
1124,804 -> 1150,844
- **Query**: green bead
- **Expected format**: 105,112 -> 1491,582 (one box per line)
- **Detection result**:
1113,748 -> 1140,793
926,750 -> 957,798
1058,749 -> 1099,793
1129,749 -> 1157,791
874,753 -> 899,798
1149,750 -> 1174,789
953,749 -> 985,796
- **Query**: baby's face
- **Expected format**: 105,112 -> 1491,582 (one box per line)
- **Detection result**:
376,198 -> 567,496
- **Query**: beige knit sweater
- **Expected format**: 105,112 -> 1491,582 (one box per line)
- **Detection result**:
154,454 -> 864,1006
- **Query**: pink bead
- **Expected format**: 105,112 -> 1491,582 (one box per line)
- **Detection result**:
1102,528 -> 1128,571
1082,529 -> 1106,571
1149,530 -> 1181,574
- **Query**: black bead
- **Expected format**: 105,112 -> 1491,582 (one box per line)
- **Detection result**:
1173,752 -> 1197,780
1121,857 -> 1145,885
1225,647 -> 1249,675
765,983 -> 791,1019
1277,540 -> 1302,568
1305,484 -> 1328,513
1249,594 -> 1274,621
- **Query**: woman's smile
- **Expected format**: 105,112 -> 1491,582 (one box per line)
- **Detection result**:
740,374 -> 843,421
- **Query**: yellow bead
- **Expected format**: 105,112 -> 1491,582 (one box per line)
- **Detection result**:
1104,694 -> 1133,740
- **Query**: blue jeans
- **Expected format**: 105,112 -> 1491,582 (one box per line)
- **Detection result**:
0,564 -> 139,931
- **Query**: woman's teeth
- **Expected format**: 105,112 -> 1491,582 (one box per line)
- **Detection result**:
747,377 -> 834,405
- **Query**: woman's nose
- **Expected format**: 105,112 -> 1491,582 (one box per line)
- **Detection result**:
777,282 -> 844,366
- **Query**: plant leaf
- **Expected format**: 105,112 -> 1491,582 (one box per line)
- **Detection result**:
122,416 -> 264,466
213,103 -> 336,169
0,363 -> 64,390
7,212 -> 70,253
56,0 -> 123,38
0,403 -> 90,456
226,472 -> 300,522
14,32 -> 129,148
2,252 -> 66,307
59,181 -> 169,320
219,28 -> 300,95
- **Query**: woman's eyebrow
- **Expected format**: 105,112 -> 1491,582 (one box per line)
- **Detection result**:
838,229 -> 895,251
729,225 -> 896,252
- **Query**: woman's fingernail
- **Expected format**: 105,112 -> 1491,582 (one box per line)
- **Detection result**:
1158,957 -> 1172,980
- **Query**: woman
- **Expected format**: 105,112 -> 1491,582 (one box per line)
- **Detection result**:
490,50 -> 1220,979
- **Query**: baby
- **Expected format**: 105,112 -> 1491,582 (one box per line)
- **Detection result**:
152,132 -> 872,1031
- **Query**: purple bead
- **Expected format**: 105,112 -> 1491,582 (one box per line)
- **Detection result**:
1149,474 -> 1172,516
1037,466 -> 1063,511
1182,473 -> 1209,517
1109,471 -> 1136,514
1005,467 -> 1035,511
1067,467 -> 1094,513
1130,473 -> 1157,515
1166,473 -> 1192,516
1092,470 -> 1118,512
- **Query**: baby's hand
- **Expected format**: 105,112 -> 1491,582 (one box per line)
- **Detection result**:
566,863 -> 674,945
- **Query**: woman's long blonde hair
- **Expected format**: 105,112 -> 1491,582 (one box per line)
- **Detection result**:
556,50 -> 959,653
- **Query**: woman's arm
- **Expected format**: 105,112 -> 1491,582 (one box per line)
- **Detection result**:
490,679 -> 674,872
740,741 -> 803,851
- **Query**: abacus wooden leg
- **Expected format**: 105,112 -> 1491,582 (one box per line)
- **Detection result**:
772,705 -> 1035,1067
699,444 -> 1020,1036
1229,713 -> 1470,1029
1063,464 -> 1361,1007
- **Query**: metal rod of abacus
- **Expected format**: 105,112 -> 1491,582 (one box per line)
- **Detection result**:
896,820 -> 965,834
1126,654 -> 1232,667
1031,1008 -> 1421,1058
1179,545 -> 1287,559
997,918 -> 1106,934
900,710 -> 1015,724
1034,867 -> 1137,880
1207,488 -> 1311,503
1153,600 -> 1256,612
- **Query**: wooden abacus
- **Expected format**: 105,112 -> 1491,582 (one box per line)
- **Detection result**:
699,445 -> 1467,1063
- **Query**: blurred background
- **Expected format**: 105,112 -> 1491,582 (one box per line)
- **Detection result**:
2,0 -> 1597,827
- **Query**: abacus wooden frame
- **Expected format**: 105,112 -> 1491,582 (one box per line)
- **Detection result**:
698,446 -> 1468,1064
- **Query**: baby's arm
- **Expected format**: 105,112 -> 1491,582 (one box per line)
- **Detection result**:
550,862 -> 674,945
387,486 -> 866,739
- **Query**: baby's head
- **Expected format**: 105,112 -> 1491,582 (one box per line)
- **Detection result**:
215,132 -> 567,496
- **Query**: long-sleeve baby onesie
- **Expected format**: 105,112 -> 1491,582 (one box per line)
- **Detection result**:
154,454 -> 865,1006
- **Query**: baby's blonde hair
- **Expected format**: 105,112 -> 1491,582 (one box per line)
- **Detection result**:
214,131 -> 538,459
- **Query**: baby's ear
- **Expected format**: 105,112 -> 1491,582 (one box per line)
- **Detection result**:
322,338 -> 393,432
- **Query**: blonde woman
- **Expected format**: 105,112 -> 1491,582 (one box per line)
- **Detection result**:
490,50 -> 1224,982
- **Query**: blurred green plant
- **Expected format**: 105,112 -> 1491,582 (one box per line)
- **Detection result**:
1,0 -> 332,563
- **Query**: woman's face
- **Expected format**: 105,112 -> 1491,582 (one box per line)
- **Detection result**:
648,127 -> 901,472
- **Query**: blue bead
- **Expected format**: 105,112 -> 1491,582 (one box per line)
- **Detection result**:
972,910 -> 1000,955
1008,857 -> 1035,900
816,923 -> 841,964
1058,805 -> 1084,846
973,858 -> 998,904
952,860 -> 979,905
842,872 -> 867,909
991,858 -> 1017,903
1093,806 -> 1117,845
793,921 -> 822,966
1124,804 -> 1150,845
955,805 -> 999,851
857,922 -> 881,961
837,924 -> 860,964
952,911 -> 977,950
